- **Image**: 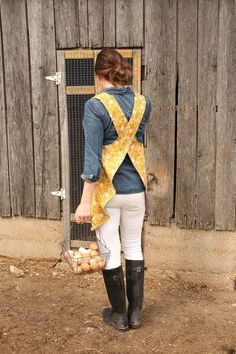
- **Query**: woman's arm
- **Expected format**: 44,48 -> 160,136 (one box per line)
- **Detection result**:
75,98 -> 104,224
74,181 -> 96,223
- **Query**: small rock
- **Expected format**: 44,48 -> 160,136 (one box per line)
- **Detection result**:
9,266 -> 25,277
163,270 -> 177,280
86,327 -> 95,333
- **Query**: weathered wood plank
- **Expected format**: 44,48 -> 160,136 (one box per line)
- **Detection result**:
1,0 -> 35,217
215,0 -> 236,230
116,0 -> 143,47
175,0 -> 198,228
78,0 -> 89,48
57,51 -> 71,248
27,0 -> 60,219
144,0 -> 177,226
104,0 -> 115,46
196,0 -> 218,229
0,13 -> 11,216
54,0 -> 80,49
88,0 -> 103,48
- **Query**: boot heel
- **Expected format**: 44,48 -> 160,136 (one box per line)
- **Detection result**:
103,308 -> 129,330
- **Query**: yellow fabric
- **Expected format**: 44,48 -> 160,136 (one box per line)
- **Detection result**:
90,92 -> 147,231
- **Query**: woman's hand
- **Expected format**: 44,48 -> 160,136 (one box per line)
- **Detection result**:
74,202 -> 91,224
74,181 -> 96,224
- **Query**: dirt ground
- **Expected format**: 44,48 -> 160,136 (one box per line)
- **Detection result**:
0,257 -> 235,354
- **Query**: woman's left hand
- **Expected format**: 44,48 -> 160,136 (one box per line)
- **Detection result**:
74,202 -> 91,224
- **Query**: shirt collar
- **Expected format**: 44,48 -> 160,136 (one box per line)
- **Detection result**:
101,86 -> 133,95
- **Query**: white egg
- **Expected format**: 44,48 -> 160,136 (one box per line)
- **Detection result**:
89,259 -> 97,265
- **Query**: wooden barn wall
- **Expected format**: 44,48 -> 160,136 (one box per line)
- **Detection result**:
1,0 -> 35,217
0,0 -> 235,230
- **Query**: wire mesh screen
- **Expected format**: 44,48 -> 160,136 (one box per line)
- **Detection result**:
66,93 -> 96,241
65,58 -> 95,86
66,56 -> 96,242
126,58 -> 133,85
64,52 -> 137,243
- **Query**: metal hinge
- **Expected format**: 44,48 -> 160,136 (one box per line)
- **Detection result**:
45,72 -> 61,85
50,188 -> 65,200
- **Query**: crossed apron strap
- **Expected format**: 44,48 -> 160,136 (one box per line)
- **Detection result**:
90,93 -> 147,230
94,92 -> 146,139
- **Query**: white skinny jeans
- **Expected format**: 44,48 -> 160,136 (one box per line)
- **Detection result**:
95,191 -> 145,270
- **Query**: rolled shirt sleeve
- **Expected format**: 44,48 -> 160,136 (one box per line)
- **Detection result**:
80,99 -> 104,183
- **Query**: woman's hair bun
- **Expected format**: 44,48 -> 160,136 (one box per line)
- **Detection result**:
95,48 -> 133,86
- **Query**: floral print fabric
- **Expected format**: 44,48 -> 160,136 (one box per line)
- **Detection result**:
90,92 -> 147,231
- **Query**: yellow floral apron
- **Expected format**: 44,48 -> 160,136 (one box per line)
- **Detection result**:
90,91 -> 147,231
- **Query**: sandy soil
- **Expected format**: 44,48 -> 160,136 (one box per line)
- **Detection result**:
0,257 -> 235,354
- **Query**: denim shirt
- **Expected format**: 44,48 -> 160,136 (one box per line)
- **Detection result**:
81,86 -> 152,194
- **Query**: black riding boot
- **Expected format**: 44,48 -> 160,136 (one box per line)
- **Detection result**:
125,259 -> 145,329
102,265 -> 129,331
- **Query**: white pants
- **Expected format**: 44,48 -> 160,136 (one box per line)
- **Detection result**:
95,192 -> 145,270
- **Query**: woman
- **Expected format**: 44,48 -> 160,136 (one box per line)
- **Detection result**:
75,48 -> 151,331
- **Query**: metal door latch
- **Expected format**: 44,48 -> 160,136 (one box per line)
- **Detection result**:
50,188 -> 65,200
45,72 -> 61,85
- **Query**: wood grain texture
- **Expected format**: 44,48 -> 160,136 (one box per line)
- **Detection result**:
103,0 -> 115,47
27,0 -> 60,219
57,51 -> 71,248
1,0 -> 35,217
0,13 -> 11,216
215,0 -> 236,230
78,0 -> 89,48
175,0 -> 198,228
116,0 -> 143,47
54,0 -> 80,49
0,0 -> 235,231
196,0 -> 218,229
88,0 -> 103,48
144,0 -> 177,225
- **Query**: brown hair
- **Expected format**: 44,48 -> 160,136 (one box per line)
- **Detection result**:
95,48 -> 133,86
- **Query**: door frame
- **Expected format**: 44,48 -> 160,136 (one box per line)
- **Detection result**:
57,49 -> 142,248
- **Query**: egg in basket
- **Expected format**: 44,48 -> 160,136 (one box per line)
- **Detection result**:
62,218 -> 111,275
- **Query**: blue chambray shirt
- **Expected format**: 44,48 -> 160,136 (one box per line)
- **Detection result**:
81,86 -> 152,194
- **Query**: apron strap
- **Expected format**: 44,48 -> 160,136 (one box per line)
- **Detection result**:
94,92 -> 146,138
